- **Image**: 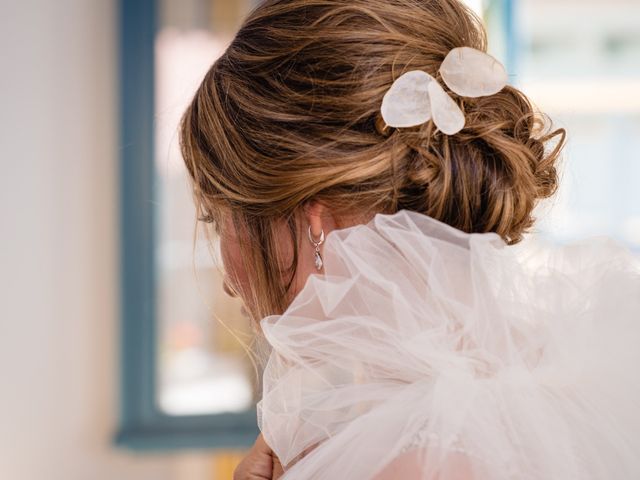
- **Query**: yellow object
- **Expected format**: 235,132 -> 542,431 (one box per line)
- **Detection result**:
213,451 -> 247,480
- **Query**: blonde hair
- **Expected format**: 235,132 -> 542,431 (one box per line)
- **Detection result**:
180,0 -> 566,322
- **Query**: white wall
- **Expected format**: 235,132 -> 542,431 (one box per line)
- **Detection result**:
0,1 -> 214,479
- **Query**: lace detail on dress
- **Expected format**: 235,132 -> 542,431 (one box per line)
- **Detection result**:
399,418 -> 468,456
398,418 -> 522,477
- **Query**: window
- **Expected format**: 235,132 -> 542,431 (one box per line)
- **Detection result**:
116,0 -> 260,450
513,0 -> 640,249
116,0 -> 639,451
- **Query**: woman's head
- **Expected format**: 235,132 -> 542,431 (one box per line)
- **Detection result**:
180,0 -> 566,322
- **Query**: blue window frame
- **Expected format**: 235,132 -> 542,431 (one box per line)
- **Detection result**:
115,0 -> 258,451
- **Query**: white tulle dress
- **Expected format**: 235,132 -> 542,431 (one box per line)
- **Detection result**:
256,209 -> 640,479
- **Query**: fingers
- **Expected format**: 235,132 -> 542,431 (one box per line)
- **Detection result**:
253,433 -> 270,453
256,434 -> 285,479
272,451 -> 284,480
233,434 -> 275,480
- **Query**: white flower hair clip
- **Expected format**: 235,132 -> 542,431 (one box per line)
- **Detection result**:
380,47 -> 508,135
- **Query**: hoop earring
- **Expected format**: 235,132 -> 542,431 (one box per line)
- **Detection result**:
308,225 -> 325,271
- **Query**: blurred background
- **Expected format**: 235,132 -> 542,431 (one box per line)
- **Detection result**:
1,0 -> 638,479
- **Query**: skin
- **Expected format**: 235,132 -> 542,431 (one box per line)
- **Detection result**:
233,433 -> 284,480
219,201 -> 340,316
221,201 -> 339,480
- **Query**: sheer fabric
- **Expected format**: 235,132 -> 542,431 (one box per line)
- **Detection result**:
256,210 -> 640,479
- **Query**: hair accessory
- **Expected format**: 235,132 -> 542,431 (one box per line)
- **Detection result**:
308,225 -> 325,271
380,47 -> 508,135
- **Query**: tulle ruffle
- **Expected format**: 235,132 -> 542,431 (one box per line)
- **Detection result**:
256,210 -> 640,479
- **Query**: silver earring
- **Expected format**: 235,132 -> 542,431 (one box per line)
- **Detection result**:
308,225 -> 325,271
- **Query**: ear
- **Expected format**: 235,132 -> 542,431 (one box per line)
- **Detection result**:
302,200 -> 332,238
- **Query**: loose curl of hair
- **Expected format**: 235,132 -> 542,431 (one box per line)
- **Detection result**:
180,0 -> 566,321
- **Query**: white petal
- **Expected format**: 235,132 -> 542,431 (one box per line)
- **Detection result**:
380,70 -> 434,128
428,80 -> 465,135
439,46 -> 508,98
